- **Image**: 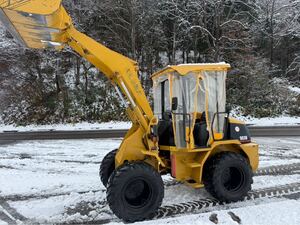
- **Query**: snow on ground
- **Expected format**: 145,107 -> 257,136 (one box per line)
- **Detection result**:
0,137 -> 299,224
246,116 -> 300,126
0,116 -> 300,132
0,121 -> 131,132
133,199 -> 300,225
0,139 -> 120,196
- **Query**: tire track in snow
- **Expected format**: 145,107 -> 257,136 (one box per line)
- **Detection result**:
150,182 -> 300,220
2,162 -> 299,202
1,163 -> 299,224
2,189 -> 104,202
0,198 -> 28,224
58,182 -> 300,225
0,210 -> 16,225
255,162 -> 300,176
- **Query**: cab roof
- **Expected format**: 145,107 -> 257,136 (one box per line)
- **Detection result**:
151,63 -> 231,79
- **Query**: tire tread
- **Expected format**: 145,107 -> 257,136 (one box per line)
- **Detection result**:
204,152 -> 253,202
107,161 -> 164,222
99,149 -> 118,187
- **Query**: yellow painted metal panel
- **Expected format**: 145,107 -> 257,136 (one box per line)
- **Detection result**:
229,117 -> 245,125
0,0 -> 62,15
240,143 -> 259,171
0,1 -> 70,49
151,63 -> 231,79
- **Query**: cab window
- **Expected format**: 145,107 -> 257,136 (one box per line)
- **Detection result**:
161,79 -> 170,114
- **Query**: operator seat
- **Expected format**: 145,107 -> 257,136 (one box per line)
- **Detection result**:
193,112 -> 209,147
157,111 -> 175,146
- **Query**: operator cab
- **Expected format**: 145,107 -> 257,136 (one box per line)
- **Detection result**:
152,63 -> 231,150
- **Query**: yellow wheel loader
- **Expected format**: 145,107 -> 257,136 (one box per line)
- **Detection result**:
0,0 -> 259,222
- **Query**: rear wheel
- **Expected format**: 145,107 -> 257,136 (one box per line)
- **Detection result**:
203,152 -> 253,202
99,149 -> 117,187
107,161 -> 164,222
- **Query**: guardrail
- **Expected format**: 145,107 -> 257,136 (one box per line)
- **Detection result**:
0,129 -> 127,140
248,126 -> 300,137
0,126 -> 299,141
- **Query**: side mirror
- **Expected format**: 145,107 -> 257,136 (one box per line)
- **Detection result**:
226,105 -> 232,114
172,97 -> 178,111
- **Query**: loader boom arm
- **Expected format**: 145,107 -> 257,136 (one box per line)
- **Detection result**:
66,26 -> 154,131
0,1 -> 159,156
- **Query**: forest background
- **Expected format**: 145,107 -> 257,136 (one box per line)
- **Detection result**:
0,0 -> 299,125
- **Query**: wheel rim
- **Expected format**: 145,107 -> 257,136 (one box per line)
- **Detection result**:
123,178 -> 153,208
221,166 -> 245,192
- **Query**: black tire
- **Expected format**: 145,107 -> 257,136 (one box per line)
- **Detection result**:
107,161 -> 164,222
99,149 -> 118,187
203,152 -> 253,202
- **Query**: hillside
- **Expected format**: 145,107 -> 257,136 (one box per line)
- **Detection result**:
0,0 -> 299,125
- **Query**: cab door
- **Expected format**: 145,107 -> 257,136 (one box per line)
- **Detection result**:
193,78 -> 210,147
153,75 -> 175,146
171,73 -> 198,149
202,70 -> 227,143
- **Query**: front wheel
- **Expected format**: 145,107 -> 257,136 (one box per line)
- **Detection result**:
99,149 -> 118,187
107,161 -> 164,222
204,152 -> 253,202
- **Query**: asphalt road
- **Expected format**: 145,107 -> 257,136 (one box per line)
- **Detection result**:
0,126 -> 299,141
